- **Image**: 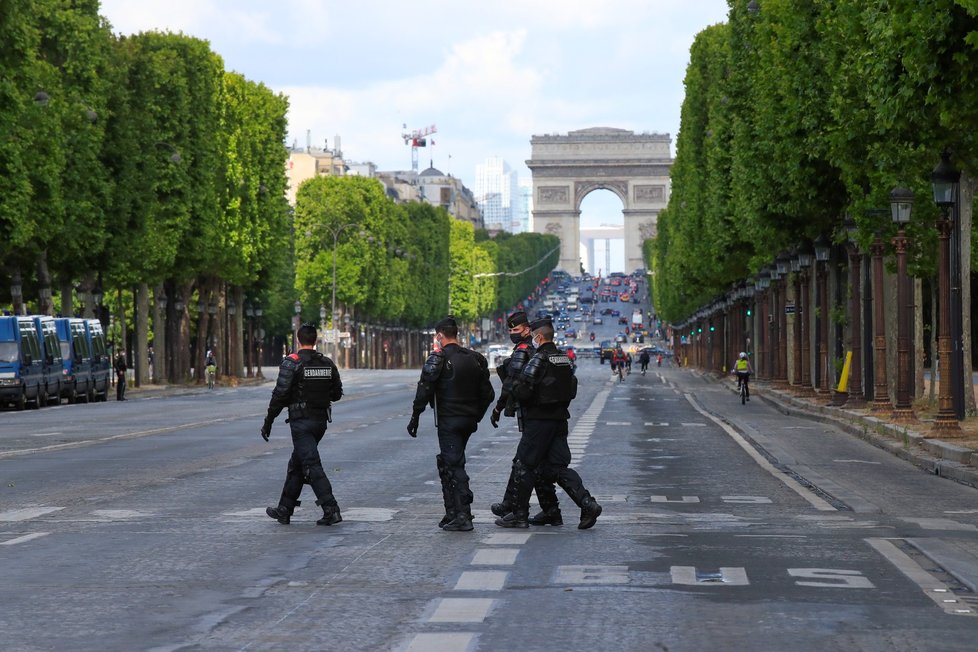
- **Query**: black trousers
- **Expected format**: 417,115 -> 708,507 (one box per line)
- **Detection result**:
507,419 -> 588,511
116,372 -> 126,400
437,415 -> 478,509
278,416 -> 334,508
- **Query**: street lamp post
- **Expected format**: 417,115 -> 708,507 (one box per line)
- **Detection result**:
245,302 -> 254,378
776,252 -> 790,387
307,222 -> 360,364
844,218 -> 866,408
254,303 -> 264,379
869,232 -> 892,413
813,234 -> 831,396
931,153 -> 963,432
798,242 -> 814,395
293,299 -> 302,353
889,188 -> 916,420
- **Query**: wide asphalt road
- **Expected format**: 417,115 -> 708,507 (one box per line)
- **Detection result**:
3,349 -> 978,651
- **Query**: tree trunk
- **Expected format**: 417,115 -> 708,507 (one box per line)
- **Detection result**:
117,289 -> 128,364
232,285 -> 244,377
61,277 -> 73,318
153,282 -> 166,384
914,277 -> 923,399
135,283 -> 150,387
961,169 -> 976,416
178,279 -> 194,383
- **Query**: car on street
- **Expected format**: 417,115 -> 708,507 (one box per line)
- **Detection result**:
592,317 -> 603,325
564,329 -> 577,339
611,309 -> 621,317
618,316 -> 629,325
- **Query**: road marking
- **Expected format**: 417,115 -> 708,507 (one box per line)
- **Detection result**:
428,598 -> 495,623
645,422 -> 669,426
0,507 -> 64,522
482,532 -> 532,545
222,507 -> 397,521
1,532 -> 50,546
680,422 -> 706,427
471,549 -> 519,566
787,568 -> 875,589
454,571 -> 508,591
899,517 -> 977,532
945,509 -> 978,514
605,421 -> 631,426
651,496 -> 700,504
30,432 -> 63,437
866,537 -> 976,615
90,510 -> 147,519
833,459 -> 882,465
404,633 -> 476,651
554,565 -> 629,585
722,496 -> 773,504
685,393 -> 836,512
671,566 -> 749,586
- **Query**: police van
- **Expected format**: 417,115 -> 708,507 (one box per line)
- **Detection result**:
55,317 -> 95,403
86,319 -> 111,401
0,316 -> 45,409
33,315 -> 65,406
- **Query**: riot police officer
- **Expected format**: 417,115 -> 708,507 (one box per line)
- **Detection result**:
408,317 -> 495,531
261,323 -> 343,526
488,311 -> 563,526
495,317 -> 602,529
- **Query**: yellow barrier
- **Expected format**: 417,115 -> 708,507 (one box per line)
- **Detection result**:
836,351 -> 852,393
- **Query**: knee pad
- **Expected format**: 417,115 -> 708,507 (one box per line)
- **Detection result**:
304,464 -> 327,484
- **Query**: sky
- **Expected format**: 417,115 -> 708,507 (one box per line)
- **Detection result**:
97,0 -> 732,271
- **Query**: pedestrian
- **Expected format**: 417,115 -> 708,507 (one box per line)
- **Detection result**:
408,316 -> 495,532
261,323 -> 344,526
488,311 -> 562,526
494,317 -> 602,530
114,352 -> 127,401
639,349 -> 650,375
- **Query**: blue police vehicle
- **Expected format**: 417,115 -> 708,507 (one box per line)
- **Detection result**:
54,317 -> 95,403
0,315 -> 45,410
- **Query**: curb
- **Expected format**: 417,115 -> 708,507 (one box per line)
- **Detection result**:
695,371 -> 978,491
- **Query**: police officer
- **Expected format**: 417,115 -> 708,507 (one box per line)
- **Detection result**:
495,317 -> 602,529
488,311 -> 563,526
408,317 -> 495,532
261,323 -> 343,526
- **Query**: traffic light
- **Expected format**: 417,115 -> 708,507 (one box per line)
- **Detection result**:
746,308 -> 752,316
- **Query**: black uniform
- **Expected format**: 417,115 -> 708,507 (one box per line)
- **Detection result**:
114,355 -> 127,401
489,336 -> 564,524
411,343 -> 495,530
262,348 -> 343,526
496,340 -> 602,529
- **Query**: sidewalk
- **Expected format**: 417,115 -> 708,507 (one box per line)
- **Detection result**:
701,373 -> 978,490
122,366 -> 275,400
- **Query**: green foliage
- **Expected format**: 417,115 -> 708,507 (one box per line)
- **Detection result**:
653,0 -> 978,322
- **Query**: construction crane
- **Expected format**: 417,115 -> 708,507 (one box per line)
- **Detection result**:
401,124 -> 437,173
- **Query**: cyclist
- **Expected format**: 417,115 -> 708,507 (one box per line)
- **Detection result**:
638,349 -> 650,375
732,352 -> 753,401
611,347 -> 627,382
206,350 -> 217,389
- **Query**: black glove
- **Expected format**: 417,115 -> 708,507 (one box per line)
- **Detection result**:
407,414 -> 419,438
490,408 -> 501,428
260,419 -> 272,442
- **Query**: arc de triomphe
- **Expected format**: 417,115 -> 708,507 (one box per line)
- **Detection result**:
526,127 -> 672,274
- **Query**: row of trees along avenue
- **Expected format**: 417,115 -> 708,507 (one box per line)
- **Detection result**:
2,1 -> 558,383
649,0 -> 978,413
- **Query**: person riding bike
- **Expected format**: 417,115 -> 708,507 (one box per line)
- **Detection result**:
638,350 -> 650,375
732,352 -> 753,401
205,350 -> 217,389
611,347 -> 627,382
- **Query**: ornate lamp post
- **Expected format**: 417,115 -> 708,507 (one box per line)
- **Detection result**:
797,241 -> 815,395
869,230 -> 892,413
254,303 -> 264,379
154,292 -> 167,384
931,153 -> 962,432
775,252 -> 791,386
757,269 -> 771,379
789,251 -> 803,391
245,302 -> 254,378
813,234 -> 831,395
319,305 -> 328,355
889,188 -> 916,420
293,299 -> 302,353
226,299 -> 237,378
844,217 -> 866,408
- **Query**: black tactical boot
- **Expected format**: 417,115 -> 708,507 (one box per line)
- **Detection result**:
442,507 -> 474,532
266,500 -> 300,525
578,497 -> 602,530
490,501 -> 511,517
437,455 -> 455,528
528,507 -> 563,526
494,509 -> 529,529
315,496 -> 342,526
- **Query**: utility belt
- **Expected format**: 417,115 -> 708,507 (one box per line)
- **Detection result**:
288,402 -> 331,422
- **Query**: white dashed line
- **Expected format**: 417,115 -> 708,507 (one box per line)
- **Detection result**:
0,507 -> 64,522
471,549 -> 520,566
404,633 -> 476,651
1,532 -> 50,546
454,571 -> 508,591
428,598 -> 496,623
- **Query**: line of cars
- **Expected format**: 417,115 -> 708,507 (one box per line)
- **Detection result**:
0,315 -> 111,410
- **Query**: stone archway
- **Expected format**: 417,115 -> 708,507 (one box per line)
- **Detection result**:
526,127 -> 672,274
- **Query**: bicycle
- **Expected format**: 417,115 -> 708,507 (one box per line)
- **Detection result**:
735,371 -> 750,404
616,362 -> 625,383
206,364 -> 217,390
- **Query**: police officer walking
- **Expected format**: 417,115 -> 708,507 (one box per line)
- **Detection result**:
489,311 -> 563,526
261,323 -> 344,527
408,317 -> 495,532
495,317 -> 602,530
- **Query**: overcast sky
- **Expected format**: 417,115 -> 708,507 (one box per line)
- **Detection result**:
98,1 -> 731,271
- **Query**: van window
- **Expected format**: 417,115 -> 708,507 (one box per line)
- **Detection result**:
60,341 -> 71,360
0,342 -> 18,363
19,322 -> 40,361
44,330 -> 61,364
71,324 -> 91,361
90,332 -> 106,357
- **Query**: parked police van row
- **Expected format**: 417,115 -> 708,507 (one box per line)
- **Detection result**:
0,315 -> 111,410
